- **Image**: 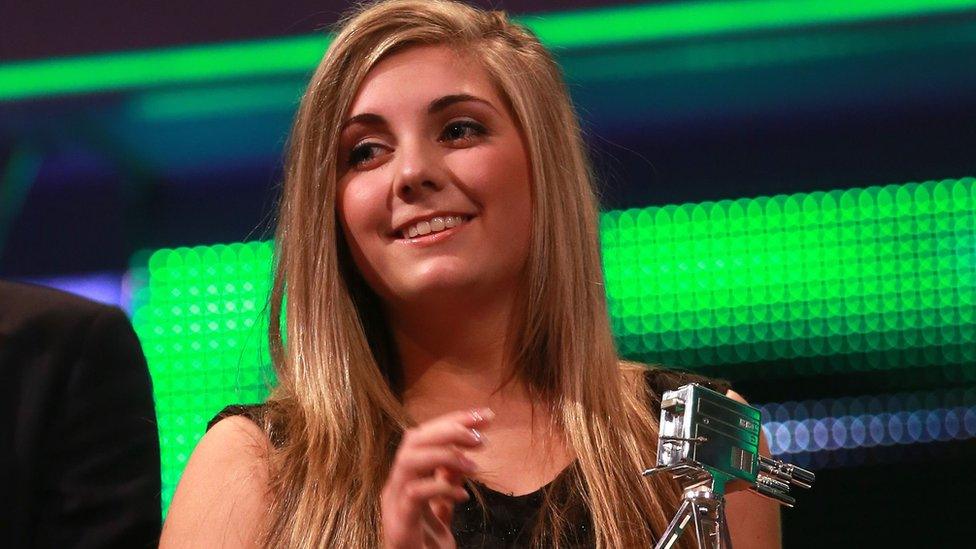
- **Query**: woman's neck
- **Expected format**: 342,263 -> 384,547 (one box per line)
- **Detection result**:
386,292 -> 574,494
387,292 -> 528,421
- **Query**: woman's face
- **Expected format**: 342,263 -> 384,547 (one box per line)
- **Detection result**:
337,44 -> 533,307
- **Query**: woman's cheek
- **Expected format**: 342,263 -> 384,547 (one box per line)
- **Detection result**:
340,178 -> 387,235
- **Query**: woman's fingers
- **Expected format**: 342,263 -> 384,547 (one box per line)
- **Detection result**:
386,466 -> 468,526
391,447 -> 477,487
430,467 -> 461,526
421,506 -> 456,547
400,408 -> 494,450
381,408 -> 492,548
402,476 -> 470,506
388,408 -> 492,485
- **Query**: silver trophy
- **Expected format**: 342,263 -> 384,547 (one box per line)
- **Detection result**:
642,383 -> 814,549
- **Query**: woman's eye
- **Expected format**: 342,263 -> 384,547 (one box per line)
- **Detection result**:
440,121 -> 486,142
348,143 -> 383,167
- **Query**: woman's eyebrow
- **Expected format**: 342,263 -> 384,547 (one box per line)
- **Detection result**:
427,93 -> 498,115
341,112 -> 385,131
341,94 -> 499,130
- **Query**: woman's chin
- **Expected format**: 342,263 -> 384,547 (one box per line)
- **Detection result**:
384,270 -> 495,305
400,275 -> 480,299
375,261 -> 521,308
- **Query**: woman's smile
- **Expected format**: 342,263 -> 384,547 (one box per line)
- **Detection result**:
393,214 -> 475,246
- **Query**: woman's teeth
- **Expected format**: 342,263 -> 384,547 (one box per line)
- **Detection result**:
404,215 -> 467,238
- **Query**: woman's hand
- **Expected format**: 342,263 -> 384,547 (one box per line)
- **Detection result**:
381,408 -> 493,549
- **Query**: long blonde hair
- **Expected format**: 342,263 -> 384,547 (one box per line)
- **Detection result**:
264,0 -> 686,546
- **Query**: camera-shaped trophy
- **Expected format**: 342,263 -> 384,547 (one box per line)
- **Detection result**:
642,384 -> 814,549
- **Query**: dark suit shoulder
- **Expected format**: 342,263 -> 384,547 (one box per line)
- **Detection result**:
0,279 -> 121,341
0,280 -> 161,546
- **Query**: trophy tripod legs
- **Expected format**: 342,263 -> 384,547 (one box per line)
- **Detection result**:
655,499 -> 694,549
718,501 -> 732,549
654,489 -> 733,549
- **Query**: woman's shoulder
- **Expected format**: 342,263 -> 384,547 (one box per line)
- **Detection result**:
160,410 -> 273,547
619,360 -> 732,402
208,402 -> 288,447
645,364 -> 731,397
208,403 -> 268,431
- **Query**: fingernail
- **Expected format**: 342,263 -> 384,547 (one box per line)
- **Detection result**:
470,408 -> 495,422
470,428 -> 486,444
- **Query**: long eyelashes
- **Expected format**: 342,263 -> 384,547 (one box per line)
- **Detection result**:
346,120 -> 488,168
348,143 -> 382,167
439,120 -> 487,142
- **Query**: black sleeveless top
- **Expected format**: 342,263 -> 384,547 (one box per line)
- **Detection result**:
208,367 -> 730,548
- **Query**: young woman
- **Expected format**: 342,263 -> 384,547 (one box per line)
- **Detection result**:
160,1 -> 781,547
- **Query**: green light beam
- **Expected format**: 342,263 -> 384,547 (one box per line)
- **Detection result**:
129,176 -> 975,512
3,0 -> 976,101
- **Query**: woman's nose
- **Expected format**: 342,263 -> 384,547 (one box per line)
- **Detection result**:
393,139 -> 442,200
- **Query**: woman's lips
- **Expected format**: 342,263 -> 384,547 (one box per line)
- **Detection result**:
394,217 -> 472,247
